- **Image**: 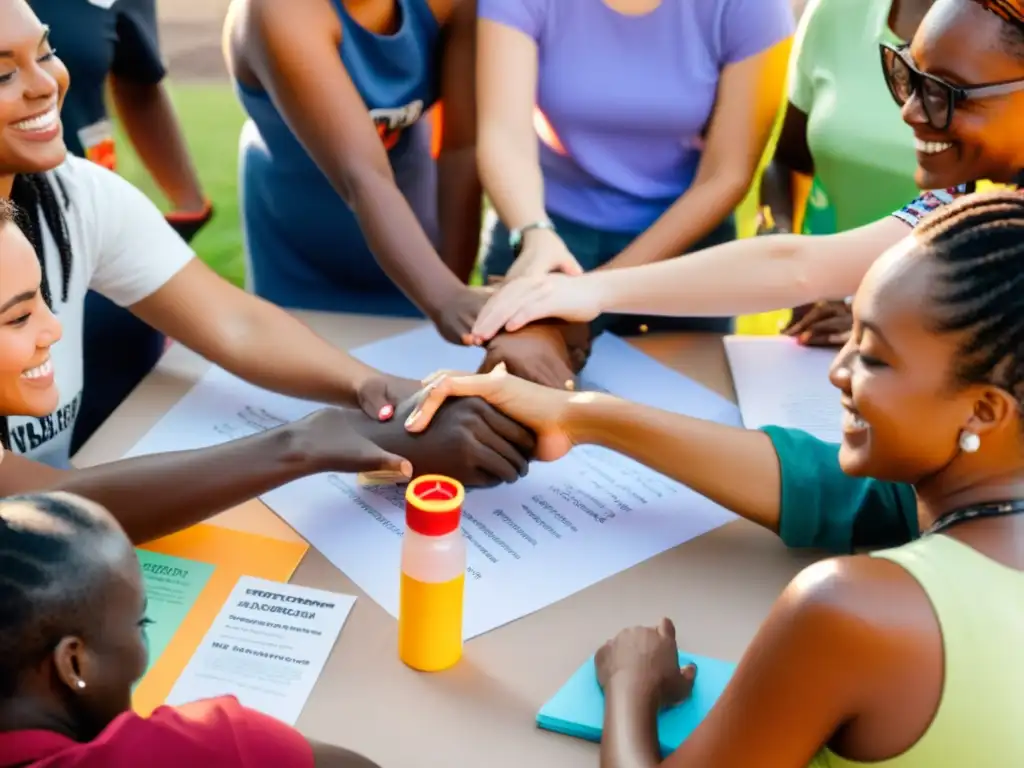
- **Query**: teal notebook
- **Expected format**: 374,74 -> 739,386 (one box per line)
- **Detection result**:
537,652 -> 736,756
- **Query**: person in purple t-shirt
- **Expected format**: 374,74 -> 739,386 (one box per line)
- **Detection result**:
476,0 -> 794,337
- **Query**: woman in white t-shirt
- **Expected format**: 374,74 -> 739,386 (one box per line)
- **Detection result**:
0,0 -> 532,487
0,197 -> 406,545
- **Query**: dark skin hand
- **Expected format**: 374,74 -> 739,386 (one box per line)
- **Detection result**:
356,393 -> 535,487
0,408 -> 412,545
226,0 -> 483,344
480,323 -> 590,390
597,619 -> 697,767
783,299 -> 852,347
0,393 -> 533,545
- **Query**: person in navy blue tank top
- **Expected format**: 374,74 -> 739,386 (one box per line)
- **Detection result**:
225,0 -> 590,389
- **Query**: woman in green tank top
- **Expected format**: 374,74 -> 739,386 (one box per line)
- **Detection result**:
405,191 -> 1024,764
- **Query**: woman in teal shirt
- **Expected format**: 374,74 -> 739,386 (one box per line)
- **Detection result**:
406,190 -> 1024,764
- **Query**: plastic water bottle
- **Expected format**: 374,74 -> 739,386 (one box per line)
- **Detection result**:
398,475 -> 466,671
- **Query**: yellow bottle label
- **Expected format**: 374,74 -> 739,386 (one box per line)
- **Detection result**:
398,572 -> 465,672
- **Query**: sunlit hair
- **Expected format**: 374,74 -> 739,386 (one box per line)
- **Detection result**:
913,191 -> 1024,401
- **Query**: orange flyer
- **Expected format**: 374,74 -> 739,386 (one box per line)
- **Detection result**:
132,521 -> 309,716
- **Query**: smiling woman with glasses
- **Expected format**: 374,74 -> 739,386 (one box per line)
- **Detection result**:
461,0 -> 1024,353
880,41 -> 1024,131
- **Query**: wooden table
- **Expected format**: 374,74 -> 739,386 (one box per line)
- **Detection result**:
75,313 -> 818,768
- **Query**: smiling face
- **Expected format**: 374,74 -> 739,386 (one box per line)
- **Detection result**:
904,1 -> 1024,188
828,237 -> 981,482
0,216 -> 61,417
0,0 -> 68,178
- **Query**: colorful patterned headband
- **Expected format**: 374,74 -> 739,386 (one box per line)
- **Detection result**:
971,0 -> 1024,27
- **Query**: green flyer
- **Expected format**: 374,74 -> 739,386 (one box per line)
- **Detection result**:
136,550 -> 216,677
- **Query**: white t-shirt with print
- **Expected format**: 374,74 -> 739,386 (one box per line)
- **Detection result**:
5,156 -> 194,467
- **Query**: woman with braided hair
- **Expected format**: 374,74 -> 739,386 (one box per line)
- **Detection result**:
465,0 -> 1024,349
408,191 -> 1024,765
0,493 -> 378,766
0,0 -> 535,489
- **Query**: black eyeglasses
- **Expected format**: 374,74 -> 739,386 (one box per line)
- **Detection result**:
880,42 -> 1024,130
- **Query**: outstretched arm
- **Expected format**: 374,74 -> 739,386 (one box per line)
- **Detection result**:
469,216 -> 910,340
236,0 -> 471,333
0,410 -> 407,545
405,367 -> 920,552
567,394 -> 782,531
407,369 -> 783,530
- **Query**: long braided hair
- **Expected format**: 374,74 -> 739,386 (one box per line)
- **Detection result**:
0,172 -> 74,452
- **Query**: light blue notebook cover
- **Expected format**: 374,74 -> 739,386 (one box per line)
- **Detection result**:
537,652 -> 736,756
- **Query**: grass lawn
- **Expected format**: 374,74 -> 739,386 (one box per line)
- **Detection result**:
114,83 -> 248,287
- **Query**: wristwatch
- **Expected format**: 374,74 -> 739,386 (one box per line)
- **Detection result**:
509,219 -> 556,256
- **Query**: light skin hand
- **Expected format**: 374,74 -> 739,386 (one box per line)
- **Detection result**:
506,229 -> 584,280
405,364 -> 576,462
407,368 -> 785,534
468,273 -> 604,344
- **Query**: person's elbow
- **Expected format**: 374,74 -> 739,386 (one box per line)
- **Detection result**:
771,234 -> 834,304
335,159 -> 395,211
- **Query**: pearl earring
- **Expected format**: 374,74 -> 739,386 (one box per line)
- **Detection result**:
959,430 -> 981,453
76,680 -> 86,690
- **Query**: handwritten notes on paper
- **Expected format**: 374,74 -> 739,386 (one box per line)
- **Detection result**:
128,328 -> 742,638
723,335 -> 842,443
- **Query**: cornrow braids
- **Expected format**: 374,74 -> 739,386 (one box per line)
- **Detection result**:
914,191 -> 1024,404
9,172 -> 73,308
0,494 -> 104,699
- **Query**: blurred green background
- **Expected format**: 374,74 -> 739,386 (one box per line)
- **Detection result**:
115,84 -> 247,287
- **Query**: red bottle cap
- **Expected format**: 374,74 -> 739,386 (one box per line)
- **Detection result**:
405,475 -> 464,536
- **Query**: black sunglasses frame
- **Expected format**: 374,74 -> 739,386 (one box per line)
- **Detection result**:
879,42 -> 1024,130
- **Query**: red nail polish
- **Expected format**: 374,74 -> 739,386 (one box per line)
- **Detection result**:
378,404 -> 394,421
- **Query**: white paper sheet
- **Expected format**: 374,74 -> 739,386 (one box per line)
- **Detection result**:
165,576 -> 355,725
129,327 -> 742,638
723,335 -> 842,443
